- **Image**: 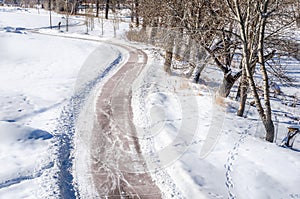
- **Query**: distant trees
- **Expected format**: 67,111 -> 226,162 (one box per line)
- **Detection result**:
138,0 -> 244,96
42,0 -> 129,19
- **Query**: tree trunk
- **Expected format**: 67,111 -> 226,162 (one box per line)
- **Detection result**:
190,58 -> 208,83
189,46 -> 209,82
131,1 -> 134,23
96,0 -> 99,17
164,50 -> 173,74
296,16 -> 300,28
237,66 -> 248,116
135,0 -> 139,27
219,69 -> 242,98
258,5 -> 274,142
218,73 -> 236,97
218,77 -> 232,97
236,86 -> 248,116
263,118 -> 275,142
66,16 -> 69,32
164,33 -> 174,74
49,0 -> 52,29
237,58 -> 258,116
235,80 -> 241,101
72,1 -> 78,15
105,0 -> 109,19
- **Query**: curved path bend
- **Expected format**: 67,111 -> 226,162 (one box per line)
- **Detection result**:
90,44 -> 161,199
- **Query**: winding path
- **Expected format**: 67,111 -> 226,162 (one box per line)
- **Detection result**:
90,45 -> 161,198
30,26 -> 161,197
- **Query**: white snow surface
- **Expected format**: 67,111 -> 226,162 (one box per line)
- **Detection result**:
131,47 -> 300,199
1,5 -> 300,199
0,6 -> 127,199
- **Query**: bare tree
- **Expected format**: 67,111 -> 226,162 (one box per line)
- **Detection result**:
225,0 -> 296,142
134,0 -> 298,143
183,0 -> 243,97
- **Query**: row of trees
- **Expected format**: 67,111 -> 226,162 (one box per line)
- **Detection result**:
43,0 -> 134,17
20,0 -> 298,142
133,0 -> 299,143
7,0 -> 138,20
41,0 -> 136,32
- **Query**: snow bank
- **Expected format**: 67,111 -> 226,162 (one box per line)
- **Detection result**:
0,7 -> 104,198
0,122 -> 53,198
132,47 -> 300,198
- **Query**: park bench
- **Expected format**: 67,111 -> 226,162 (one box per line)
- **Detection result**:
281,125 -> 300,148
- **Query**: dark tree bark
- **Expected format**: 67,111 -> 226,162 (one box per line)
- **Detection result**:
105,0 -> 109,19
49,0 -> 52,29
131,1 -> 134,23
218,75 -> 235,97
218,71 -> 242,98
164,50 -> 173,74
236,67 -> 248,116
96,0 -> 99,17
164,33 -> 175,74
135,0 -> 139,27
263,119 -> 275,142
190,61 -> 208,83
235,80 -> 241,101
296,16 -> 300,28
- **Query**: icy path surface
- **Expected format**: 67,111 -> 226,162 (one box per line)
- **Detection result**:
56,44 -> 123,199
88,44 -> 161,198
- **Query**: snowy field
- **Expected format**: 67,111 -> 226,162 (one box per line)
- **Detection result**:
1,5 -> 300,199
131,47 -> 300,199
0,6 -> 127,198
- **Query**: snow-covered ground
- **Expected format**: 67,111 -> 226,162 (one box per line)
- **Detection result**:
1,5 -> 300,199
0,6 -> 128,198
132,47 -> 300,199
